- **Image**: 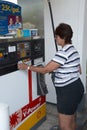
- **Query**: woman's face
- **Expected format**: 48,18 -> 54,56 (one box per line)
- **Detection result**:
16,16 -> 20,22
9,18 -> 13,25
55,35 -> 65,47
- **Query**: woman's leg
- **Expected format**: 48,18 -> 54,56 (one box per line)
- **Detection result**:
58,113 -> 76,130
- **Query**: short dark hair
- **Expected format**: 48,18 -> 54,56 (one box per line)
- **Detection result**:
55,23 -> 73,44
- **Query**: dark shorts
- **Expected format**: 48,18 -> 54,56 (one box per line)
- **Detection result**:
55,78 -> 84,115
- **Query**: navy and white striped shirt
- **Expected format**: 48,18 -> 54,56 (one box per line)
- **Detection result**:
52,44 -> 80,87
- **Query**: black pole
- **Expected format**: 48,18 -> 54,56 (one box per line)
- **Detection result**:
47,0 -> 58,51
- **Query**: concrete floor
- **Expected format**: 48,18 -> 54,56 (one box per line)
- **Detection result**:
36,102 -> 87,130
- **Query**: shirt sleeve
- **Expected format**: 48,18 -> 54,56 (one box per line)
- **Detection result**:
52,50 -> 68,65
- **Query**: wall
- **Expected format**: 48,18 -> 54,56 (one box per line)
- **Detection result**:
82,0 -> 87,107
44,0 -> 87,103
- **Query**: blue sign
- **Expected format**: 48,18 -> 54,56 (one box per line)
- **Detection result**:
0,1 -> 22,35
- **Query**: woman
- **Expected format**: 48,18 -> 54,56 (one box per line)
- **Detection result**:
8,18 -> 15,33
15,16 -> 22,29
18,23 -> 84,130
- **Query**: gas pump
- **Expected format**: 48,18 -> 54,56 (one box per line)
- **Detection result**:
0,37 -> 47,130
0,0 -> 46,129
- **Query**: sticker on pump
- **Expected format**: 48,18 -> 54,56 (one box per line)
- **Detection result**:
8,46 -> 16,52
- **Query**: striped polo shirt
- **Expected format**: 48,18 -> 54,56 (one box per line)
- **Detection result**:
52,44 -> 80,87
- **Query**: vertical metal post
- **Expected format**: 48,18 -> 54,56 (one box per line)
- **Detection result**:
47,0 -> 58,51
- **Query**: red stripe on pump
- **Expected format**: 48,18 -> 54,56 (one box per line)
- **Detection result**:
28,70 -> 32,103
